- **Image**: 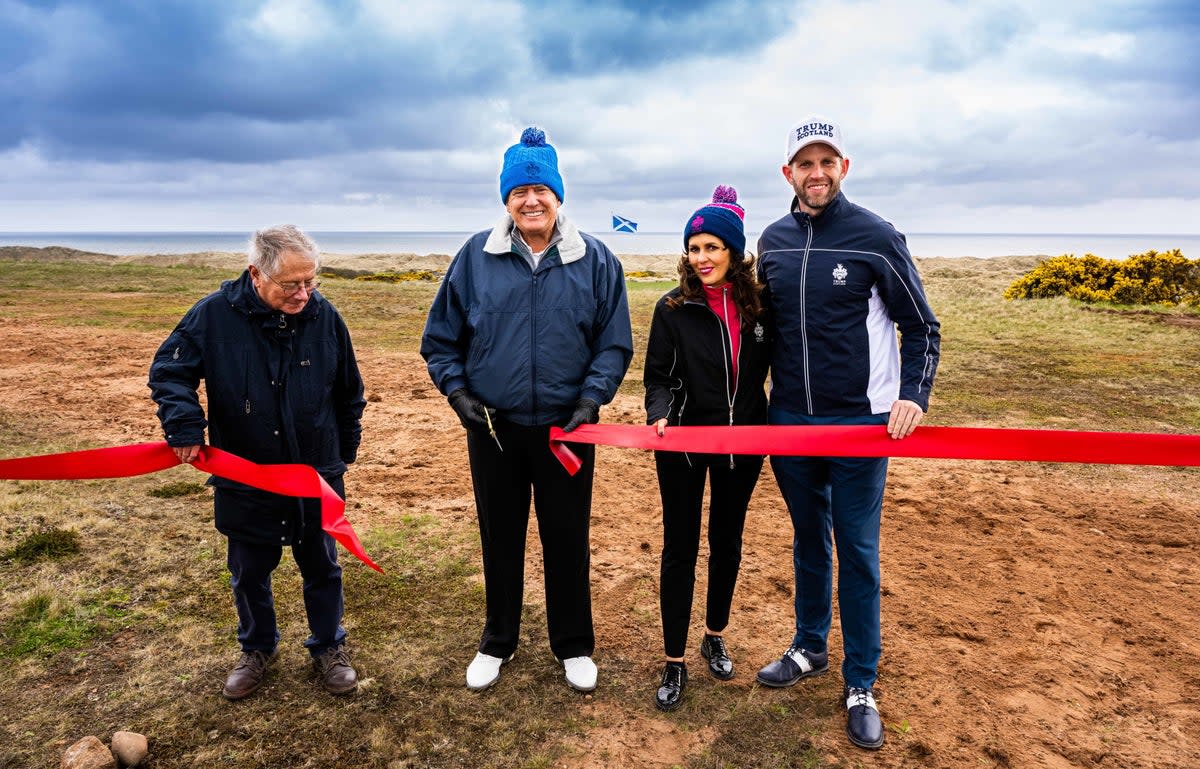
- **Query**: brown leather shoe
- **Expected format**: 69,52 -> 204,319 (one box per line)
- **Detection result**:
221,649 -> 276,700
313,644 -> 358,695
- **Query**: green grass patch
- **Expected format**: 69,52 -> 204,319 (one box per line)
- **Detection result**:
1,526 -> 80,563
0,588 -> 131,658
147,481 -> 208,499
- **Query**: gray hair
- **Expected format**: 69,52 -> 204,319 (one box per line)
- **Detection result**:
248,224 -> 321,275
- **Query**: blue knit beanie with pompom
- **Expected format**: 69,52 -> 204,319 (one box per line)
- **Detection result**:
684,185 -> 746,254
500,127 -> 564,204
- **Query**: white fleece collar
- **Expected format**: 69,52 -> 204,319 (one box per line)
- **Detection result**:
483,211 -> 587,265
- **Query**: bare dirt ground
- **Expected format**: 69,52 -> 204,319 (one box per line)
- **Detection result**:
2,251 -> 1199,768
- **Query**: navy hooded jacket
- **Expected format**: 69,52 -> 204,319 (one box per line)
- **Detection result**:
148,270 -> 366,506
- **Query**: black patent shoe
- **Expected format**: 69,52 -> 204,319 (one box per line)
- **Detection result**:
699,634 -> 734,680
655,661 -> 687,711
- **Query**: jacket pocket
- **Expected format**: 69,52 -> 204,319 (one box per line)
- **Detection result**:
296,341 -> 336,414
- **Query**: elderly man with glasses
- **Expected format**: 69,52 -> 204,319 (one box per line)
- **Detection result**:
149,224 -> 367,701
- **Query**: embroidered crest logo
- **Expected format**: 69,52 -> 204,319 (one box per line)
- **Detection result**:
525,162 -> 541,177
690,215 -> 704,232
753,323 -> 764,342
832,263 -> 848,286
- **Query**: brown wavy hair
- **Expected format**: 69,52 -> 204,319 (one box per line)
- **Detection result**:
666,247 -> 763,318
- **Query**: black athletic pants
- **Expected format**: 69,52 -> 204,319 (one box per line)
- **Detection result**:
656,450 -> 763,658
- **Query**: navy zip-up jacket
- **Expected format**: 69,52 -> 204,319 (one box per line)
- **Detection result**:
148,270 -> 366,509
757,192 -> 940,416
421,213 -> 633,426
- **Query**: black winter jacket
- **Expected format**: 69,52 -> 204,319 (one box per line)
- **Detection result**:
148,271 -> 366,541
643,286 -> 770,429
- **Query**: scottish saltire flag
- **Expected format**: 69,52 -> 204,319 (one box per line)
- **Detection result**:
612,214 -> 638,233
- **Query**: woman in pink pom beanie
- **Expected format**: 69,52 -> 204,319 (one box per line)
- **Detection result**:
643,185 -> 771,711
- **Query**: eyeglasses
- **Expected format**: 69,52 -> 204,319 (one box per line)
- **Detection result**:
263,272 -> 321,294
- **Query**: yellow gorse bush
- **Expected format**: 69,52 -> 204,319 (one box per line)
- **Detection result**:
1004,249 -> 1200,307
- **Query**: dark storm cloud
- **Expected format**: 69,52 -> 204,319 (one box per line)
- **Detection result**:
521,0 -> 794,72
1,0 -> 795,164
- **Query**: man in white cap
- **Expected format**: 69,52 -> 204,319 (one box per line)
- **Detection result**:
754,117 -> 941,750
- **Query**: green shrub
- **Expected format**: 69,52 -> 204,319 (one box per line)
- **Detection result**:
355,270 -> 441,283
1005,249 -> 1199,307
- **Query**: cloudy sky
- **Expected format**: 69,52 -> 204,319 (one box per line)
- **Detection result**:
2,0 -> 1197,235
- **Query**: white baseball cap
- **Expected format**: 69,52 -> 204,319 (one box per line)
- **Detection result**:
785,117 -> 846,164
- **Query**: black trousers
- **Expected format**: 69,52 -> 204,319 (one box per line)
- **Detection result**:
656,451 -> 763,659
467,423 -> 596,660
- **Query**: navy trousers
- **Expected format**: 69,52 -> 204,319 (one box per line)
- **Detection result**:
219,481 -> 347,658
768,406 -> 888,689
466,422 -> 595,661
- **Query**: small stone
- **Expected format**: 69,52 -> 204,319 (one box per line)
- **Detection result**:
61,736 -> 115,769
111,731 -> 149,768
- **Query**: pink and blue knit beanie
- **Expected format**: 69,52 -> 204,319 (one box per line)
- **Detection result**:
684,185 -> 746,254
500,127 -> 564,204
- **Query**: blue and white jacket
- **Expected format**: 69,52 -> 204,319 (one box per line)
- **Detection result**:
757,192 -> 940,416
420,212 -> 634,426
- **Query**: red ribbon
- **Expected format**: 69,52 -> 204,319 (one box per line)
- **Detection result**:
548,424 -> 1200,476
0,442 -> 382,573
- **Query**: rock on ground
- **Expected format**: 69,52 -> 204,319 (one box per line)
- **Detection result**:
61,736 -> 115,769
110,731 -> 149,767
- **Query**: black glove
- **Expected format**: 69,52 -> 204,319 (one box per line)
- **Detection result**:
562,398 -> 600,433
448,388 -> 495,433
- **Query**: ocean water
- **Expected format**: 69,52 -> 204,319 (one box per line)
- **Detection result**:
0,230 -> 1197,261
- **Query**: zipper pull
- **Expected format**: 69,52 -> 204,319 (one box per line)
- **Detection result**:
729,407 -> 735,469
244,399 -> 251,415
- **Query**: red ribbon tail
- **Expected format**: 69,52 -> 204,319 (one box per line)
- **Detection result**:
548,427 -> 583,476
192,447 -> 384,573
316,474 -> 384,573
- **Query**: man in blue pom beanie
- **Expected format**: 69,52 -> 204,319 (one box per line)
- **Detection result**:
754,117 -> 941,750
421,126 -> 633,695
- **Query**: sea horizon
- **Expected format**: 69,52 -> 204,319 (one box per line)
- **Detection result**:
2,230 -> 1198,261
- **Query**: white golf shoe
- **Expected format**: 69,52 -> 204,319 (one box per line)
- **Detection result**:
466,651 -> 514,691
562,656 -> 597,692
